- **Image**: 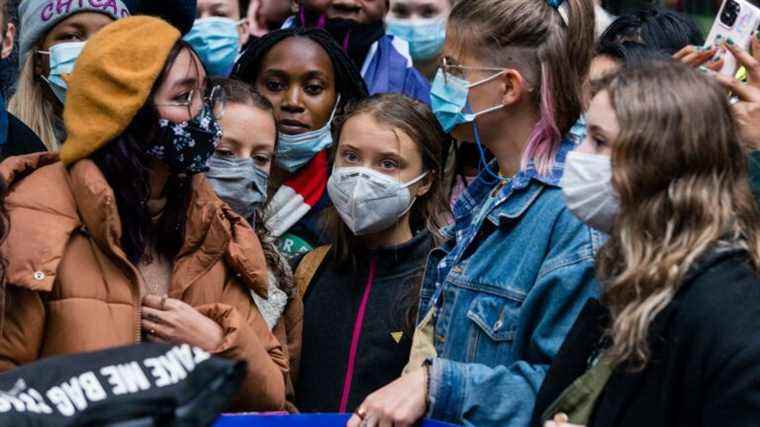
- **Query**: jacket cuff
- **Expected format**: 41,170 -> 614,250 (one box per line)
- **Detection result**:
196,302 -> 288,411
427,357 -> 465,423
196,303 -> 247,357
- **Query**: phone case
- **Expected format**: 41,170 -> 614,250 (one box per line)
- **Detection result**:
705,0 -> 760,76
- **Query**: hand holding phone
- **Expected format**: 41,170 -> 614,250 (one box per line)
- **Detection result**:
705,0 -> 760,76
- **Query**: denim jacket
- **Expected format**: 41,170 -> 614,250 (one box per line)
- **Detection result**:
420,132 -> 604,427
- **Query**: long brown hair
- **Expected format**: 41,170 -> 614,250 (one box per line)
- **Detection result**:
448,0 -> 595,175
326,94 -> 451,332
596,61 -> 760,369
326,93 -> 451,265
91,41 -> 198,265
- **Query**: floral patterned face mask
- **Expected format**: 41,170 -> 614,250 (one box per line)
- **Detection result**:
144,101 -> 223,174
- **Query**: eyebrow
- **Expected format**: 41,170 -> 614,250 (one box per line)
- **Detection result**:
588,124 -> 611,138
261,69 -> 288,78
171,76 -> 198,90
222,136 -> 274,152
252,142 -> 275,152
303,70 -> 328,80
378,150 -> 402,158
220,135 -> 244,148
341,143 -> 401,158
210,2 -> 230,12
56,22 -> 86,31
263,68 -> 328,80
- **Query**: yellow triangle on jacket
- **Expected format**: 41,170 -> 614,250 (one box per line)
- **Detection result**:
391,331 -> 403,343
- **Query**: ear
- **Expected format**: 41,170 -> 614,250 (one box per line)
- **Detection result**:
500,69 -> 529,108
238,20 -> 251,45
414,170 -> 434,198
1,22 -> 14,61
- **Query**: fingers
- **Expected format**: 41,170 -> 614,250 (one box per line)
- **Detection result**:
751,33 -> 760,61
141,307 -> 177,341
673,45 -> 698,60
141,306 -> 172,324
346,414 -> 363,427
145,332 -> 170,344
706,57 -> 725,72
142,317 -> 170,341
142,294 -> 165,309
360,415 -> 379,427
143,295 -> 185,312
714,71 -> 759,101
678,46 -> 719,68
724,39 -> 760,82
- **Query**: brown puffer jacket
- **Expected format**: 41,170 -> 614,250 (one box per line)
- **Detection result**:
0,153 -> 290,411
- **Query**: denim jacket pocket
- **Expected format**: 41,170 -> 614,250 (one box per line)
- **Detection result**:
465,293 -> 521,362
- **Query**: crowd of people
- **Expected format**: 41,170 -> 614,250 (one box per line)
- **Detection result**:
0,0 -> 759,426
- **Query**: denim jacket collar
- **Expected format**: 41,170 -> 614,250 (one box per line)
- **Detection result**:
453,133 -> 579,228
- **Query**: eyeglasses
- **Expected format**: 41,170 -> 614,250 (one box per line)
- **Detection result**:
440,56 -> 507,84
155,84 -> 226,120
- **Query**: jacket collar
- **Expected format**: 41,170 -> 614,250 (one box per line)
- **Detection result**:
0,153 -> 69,292
453,134 -> 577,228
174,172 -> 269,298
69,161 -> 131,263
27,159 -> 269,298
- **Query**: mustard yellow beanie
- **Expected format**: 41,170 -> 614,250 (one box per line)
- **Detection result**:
60,16 -> 181,166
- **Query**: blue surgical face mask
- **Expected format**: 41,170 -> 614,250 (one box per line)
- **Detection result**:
37,41 -> 86,103
386,17 -> 446,61
430,68 -> 507,133
184,17 -> 242,77
276,95 -> 341,173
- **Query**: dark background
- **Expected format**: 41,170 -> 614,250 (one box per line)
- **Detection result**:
602,0 -> 758,15
0,0 -> 754,97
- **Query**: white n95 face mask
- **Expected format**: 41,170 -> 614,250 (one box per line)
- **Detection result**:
327,166 -> 428,236
560,151 -> 619,234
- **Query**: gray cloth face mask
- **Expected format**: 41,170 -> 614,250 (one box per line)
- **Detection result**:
206,153 -> 269,221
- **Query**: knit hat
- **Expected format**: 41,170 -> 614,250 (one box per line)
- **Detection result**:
19,0 -> 131,66
59,16 -> 180,166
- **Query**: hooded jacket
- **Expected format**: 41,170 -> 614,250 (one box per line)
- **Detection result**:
0,153 -> 290,412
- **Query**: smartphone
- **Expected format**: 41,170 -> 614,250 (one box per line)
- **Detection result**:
705,0 -> 760,76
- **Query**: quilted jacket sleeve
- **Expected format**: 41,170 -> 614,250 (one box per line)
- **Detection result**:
197,302 -> 288,412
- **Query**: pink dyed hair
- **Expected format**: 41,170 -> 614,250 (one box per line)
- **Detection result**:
520,63 -> 562,176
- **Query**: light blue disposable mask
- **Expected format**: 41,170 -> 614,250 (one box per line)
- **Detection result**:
206,153 -> 269,221
430,68 -> 506,133
184,17 -> 242,77
386,17 -> 446,61
276,95 -> 341,173
38,41 -> 86,103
